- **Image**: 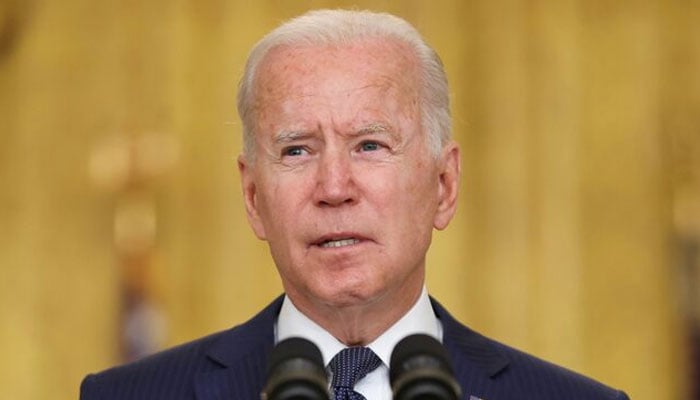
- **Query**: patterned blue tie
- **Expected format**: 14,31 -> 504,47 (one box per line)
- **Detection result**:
329,347 -> 382,400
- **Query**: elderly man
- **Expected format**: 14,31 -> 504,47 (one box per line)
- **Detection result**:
81,9 -> 629,400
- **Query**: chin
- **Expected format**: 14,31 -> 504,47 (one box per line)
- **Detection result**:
313,282 -> 383,308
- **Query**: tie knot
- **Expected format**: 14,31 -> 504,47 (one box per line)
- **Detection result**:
329,347 -> 382,389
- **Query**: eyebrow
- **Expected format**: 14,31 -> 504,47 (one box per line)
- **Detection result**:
272,122 -> 396,144
356,123 -> 392,136
273,130 -> 312,144
353,123 -> 401,143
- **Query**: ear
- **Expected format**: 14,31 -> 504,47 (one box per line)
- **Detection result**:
434,141 -> 461,230
238,154 -> 267,240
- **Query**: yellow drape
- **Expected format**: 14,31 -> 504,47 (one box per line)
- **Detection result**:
1,1 -> 697,399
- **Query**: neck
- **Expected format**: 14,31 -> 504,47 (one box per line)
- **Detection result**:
288,280 -> 424,346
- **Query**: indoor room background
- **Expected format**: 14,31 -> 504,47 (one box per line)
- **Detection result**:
1,1 -> 698,399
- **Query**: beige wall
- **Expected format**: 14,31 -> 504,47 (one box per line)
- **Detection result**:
1,1 -> 698,399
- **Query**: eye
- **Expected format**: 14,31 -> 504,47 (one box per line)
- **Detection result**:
359,141 -> 381,152
282,146 -> 307,157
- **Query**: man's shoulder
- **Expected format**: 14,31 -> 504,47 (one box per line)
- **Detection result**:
80,297 -> 283,400
486,338 -> 630,399
431,298 -> 629,400
80,329 -> 228,399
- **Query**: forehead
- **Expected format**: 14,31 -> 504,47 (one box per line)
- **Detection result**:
252,37 -> 421,109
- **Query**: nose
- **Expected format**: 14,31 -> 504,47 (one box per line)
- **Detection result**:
313,150 -> 358,207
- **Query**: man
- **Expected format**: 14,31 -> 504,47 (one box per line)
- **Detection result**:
81,9 -> 629,400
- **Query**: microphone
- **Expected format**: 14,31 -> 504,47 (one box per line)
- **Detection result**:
261,337 -> 330,400
390,334 -> 462,400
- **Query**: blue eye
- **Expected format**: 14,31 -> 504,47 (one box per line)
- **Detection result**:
283,147 -> 306,157
360,141 -> 380,152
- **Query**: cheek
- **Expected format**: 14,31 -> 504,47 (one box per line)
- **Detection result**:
397,161 -> 438,203
396,166 -> 440,229
366,169 -> 434,238
257,173 -> 315,240
256,179 -> 291,236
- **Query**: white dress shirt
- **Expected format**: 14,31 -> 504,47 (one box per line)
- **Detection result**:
276,287 -> 443,400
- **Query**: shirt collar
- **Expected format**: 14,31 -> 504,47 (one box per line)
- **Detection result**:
276,287 -> 442,367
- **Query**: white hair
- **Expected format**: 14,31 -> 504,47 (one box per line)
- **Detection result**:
236,9 -> 451,159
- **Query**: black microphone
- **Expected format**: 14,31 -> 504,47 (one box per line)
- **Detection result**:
390,334 -> 462,400
262,337 -> 330,400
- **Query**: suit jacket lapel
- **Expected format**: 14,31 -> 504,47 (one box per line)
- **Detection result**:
431,298 -> 510,391
192,296 -> 508,399
194,296 -> 283,400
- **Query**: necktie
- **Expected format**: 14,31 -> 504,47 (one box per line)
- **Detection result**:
329,347 -> 382,400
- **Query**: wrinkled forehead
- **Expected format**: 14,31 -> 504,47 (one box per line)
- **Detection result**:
252,37 -> 422,107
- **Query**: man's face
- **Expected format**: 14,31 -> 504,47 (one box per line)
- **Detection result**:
239,38 -> 459,311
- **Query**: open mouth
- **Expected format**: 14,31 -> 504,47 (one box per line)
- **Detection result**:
319,238 -> 361,248
316,237 -> 360,249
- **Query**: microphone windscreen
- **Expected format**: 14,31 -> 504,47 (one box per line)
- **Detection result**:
267,337 -> 325,375
263,337 -> 329,400
390,334 -> 461,400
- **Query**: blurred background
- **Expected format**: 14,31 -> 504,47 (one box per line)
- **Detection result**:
1,0 -> 698,399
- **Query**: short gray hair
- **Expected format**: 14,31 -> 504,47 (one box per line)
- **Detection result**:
236,9 -> 451,159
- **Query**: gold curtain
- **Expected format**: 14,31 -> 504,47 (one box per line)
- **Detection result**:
1,1 -> 697,399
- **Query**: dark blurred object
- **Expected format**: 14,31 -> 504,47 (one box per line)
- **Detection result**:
0,0 -> 34,61
390,334 -> 461,400
262,337 -> 329,400
678,237 -> 700,400
90,133 -> 179,361
673,188 -> 700,399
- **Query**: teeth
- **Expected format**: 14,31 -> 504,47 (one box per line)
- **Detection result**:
320,238 -> 360,248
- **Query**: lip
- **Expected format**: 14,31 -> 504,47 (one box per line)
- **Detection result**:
310,232 -> 371,248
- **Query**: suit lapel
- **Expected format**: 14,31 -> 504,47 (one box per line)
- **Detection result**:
191,296 -> 508,399
194,351 -> 269,400
194,296 -> 283,400
431,297 -> 510,395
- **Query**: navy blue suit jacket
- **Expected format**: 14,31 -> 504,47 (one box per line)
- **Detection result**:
81,296 -> 629,399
